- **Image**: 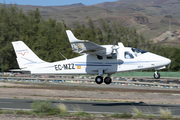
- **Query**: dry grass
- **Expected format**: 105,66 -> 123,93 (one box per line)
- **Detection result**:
132,107 -> 145,117
159,108 -> 172,118
57,103 -> 68,114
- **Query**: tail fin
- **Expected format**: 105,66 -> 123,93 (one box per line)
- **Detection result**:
12,41 -> 45,69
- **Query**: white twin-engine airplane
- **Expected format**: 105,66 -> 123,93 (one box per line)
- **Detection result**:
11,30 -> 171,85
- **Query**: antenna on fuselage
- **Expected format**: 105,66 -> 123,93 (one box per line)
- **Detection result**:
59,52 -> 67,60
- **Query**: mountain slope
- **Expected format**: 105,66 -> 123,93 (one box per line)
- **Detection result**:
1,0 -> 180,47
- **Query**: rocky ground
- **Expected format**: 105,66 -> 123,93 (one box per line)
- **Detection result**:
0,82 -> 180,104
0,82 -> 180,119
0,114 -> 145,120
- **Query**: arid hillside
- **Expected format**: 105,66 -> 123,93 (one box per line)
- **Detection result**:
1,0 -> 180,46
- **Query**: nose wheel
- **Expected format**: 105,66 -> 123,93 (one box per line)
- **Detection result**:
154,71 -> 160,79
95,76 -> 112,85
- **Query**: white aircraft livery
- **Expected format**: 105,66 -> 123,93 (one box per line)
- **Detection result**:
11,30 -> 171,84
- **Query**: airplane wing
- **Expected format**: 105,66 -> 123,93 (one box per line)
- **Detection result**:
66,30 -> 106,54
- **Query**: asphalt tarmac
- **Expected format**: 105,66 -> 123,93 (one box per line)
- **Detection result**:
0,98 -> 180,116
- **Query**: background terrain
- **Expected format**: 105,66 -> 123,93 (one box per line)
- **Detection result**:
0,0 -> 180,71
9,0 -> 180,47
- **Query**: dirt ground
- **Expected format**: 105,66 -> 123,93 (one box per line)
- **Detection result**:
0,82 -> 180,120
0,82 -> 180,104
0,114 -> 145,120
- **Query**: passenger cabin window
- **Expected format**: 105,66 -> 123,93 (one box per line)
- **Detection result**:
97,55 -> 103,60
124,52 -> 134,59
107,53 -> 117,59
132,48 -> 147,57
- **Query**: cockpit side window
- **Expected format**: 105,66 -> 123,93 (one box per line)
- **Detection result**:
124,52 -> 134,59
132,48 -> 147,57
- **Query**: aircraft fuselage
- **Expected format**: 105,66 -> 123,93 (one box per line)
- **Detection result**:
28,46 -> 171,76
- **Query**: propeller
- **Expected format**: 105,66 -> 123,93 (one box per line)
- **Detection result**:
111,41 -> 119,54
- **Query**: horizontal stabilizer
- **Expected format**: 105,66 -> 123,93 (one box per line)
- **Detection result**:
9,69 -> 30,72
9,69 -> 31,74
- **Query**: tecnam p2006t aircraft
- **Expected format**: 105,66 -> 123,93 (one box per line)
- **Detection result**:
11,30 -> 171,85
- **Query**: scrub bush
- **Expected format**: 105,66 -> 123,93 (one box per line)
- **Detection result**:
31,101 -> 53,113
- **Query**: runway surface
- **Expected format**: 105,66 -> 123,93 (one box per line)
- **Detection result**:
0,98 -> 180,116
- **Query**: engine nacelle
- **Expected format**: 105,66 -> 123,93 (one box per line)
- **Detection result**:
92,42 -> 124,56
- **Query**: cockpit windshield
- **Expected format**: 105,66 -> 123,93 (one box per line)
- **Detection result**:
132,48 -> 147,57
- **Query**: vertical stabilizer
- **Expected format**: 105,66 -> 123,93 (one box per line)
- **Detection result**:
12,41 -> 46,69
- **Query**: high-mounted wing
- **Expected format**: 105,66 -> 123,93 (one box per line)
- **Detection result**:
66,30 -> 106,54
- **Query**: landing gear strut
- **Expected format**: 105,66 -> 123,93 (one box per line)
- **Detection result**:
154,71 -> 160,79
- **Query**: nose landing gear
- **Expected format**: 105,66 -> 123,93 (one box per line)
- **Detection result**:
154,71 -> 160,79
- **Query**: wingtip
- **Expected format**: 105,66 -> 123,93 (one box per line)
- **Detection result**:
66,30 -> 80,43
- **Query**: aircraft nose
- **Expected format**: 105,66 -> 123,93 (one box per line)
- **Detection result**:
165,58 -> 171,65
145,53 -> 171,67
160,57 -> 171,66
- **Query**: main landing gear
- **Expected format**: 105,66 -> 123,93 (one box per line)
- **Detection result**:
154,71 -> 160,79
95,76 -> 103,84
95,76 -> 112,85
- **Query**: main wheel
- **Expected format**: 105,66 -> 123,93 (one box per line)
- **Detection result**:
104,77 -> 112,85
154,72 -> 160,79
95,76 -> 103,84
